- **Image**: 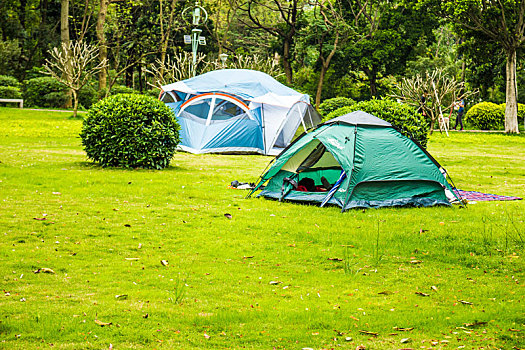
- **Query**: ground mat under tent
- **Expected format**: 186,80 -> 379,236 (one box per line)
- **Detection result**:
453,189 -> 522,202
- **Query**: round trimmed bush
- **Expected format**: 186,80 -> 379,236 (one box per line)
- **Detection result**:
24,76 -> 68,108
0,75 -> 21,88
465,102 -> 504,130
326,99 -> 429,148
80,94 -> 180,169
318,97 -> 355,117
0,86 -> 22,99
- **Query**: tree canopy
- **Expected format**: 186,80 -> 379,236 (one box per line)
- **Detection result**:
0,0 -> 523,132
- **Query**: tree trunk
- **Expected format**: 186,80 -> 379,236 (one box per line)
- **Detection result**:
60,0 -> 69,44
19,0 -> 28,30
72,89 -> 78,118
504,49 -> 519,134
61,0 -> 73,108
315,64 -> 327,109
315,34 -> 339,108
429,112 -> 435,134
96,0 -> 110,92
126,65 -> 133,87
282,38 -> 293,84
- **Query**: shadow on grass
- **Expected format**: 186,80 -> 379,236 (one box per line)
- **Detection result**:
69,161 -> 184,172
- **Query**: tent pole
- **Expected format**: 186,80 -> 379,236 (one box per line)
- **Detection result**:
246,157 -> 276,198
341,125 -> 359,212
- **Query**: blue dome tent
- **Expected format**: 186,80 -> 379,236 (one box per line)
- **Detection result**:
160,69 -> 321,155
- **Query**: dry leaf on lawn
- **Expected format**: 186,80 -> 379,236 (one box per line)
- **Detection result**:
94,319 -> 112,326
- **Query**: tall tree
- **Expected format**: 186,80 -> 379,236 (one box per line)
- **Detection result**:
96,0 -> 110,91
243,0 -> 305,84
426,0 -> 525,133
341,0 -> 438,98
303,0 -> 350,107
61,0 -> 70,44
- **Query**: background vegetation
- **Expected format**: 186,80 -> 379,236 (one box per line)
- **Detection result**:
0,0 -> 523,112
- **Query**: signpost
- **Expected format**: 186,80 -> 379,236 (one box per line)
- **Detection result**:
182,1 -> 208,77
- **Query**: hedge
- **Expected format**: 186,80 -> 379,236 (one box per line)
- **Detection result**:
80,94 -> 180,169
326,99 -> 429,148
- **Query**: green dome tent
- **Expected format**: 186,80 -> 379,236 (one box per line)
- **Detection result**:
248,111 -> 462,211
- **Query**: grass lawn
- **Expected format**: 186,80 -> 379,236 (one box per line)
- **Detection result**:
0,107 -> 523,349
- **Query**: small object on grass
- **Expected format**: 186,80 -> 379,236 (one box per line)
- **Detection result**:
224,213 -> 232,219
400,338 -> 411,343
378,291 -> 394,295
204,333 -> 210,339
142,313 -> 149,319
124,224 -> 131,227
269,281 -> 281,285
33,217 -> 46,221
94,319 -> 112,327
161,260 -> 169,266
393,327 -> 414,332
415,292 -> 429,297
345,337 -> 352,341
328,257 -> 343,261
125,258 -> 139,261
410,260 -> 422,264
464,321 -> 487,327
358,330 -> 378,336
34,268 -> 55,274
115,294 -> 128,300
243,256 -> 254,259
431,286 -> 438,291
458,300 -> 473,305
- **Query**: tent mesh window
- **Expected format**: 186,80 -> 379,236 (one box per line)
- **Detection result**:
210,98 -> 250,123
160,91 -> 181,103
179,99 -> 212,123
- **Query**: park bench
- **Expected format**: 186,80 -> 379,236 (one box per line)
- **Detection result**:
0,98 -> 24,108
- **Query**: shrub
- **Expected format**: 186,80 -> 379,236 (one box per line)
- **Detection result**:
80,94 -> 180,169
24,77 -> 68,108
0,75 -> 21,88
78,84 -> 98,109
109,85 -> 135,95
0,86 -> 22,99
318,97 -> 355,117
326,99 -> 430,148
465,102 -> 504,130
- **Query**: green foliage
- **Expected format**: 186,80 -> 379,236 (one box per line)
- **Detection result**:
109,85 -> 136,95
0,39 -> 21,76
326,99 -> 430,147
80,94 -> 180,169
23,77 -> 68,108
318,97 -> 355,117
0,75 -> 21,88
465,102 -> 504,130
0,86 -> 22,99
78,84 -> 99,109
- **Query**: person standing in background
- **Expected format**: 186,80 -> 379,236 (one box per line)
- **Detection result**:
454,98 -> 465,131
